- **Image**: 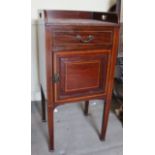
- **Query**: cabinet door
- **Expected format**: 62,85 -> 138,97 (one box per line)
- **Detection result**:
53,50 -> 110,103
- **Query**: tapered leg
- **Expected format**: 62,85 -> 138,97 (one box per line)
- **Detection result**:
84,100 -> 89,115
41,86 -> 46,122
48,105 -> 54,150
100,97 -> 111,140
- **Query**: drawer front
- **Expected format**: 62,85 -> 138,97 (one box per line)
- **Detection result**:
53,31 -> 113,51
53,50 -> 110,103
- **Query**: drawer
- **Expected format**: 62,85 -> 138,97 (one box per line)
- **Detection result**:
52,31 -> 113,51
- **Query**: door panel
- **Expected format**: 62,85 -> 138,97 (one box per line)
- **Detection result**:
65,60 -> 100,92
54,50 -> 110,102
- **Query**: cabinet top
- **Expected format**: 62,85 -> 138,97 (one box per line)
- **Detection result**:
38,10 -> 120,27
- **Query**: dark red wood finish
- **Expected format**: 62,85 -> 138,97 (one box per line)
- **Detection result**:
53,30 -> 113,51
54,50 -> 109,103
38,7 -> 120,150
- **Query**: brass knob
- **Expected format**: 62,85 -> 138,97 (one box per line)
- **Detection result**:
76,35 -> 94,43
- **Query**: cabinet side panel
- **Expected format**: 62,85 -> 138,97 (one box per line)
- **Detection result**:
38,21 -> 47,99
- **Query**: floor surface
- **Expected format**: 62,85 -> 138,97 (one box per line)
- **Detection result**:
31,100 -> 123,155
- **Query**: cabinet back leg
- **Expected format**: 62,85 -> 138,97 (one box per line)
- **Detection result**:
41,86 -> 46,122
84,100 -> 89,115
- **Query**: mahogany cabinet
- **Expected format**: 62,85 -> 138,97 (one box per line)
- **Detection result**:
38,9 -> 120,150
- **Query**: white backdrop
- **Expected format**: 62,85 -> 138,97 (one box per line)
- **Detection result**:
31,0 -> 119,101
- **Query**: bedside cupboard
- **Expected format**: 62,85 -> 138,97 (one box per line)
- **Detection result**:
38,1 -> 121,150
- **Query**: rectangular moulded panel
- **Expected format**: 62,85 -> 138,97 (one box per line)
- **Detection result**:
65,60 -> 101,92
53,50 -> 110,103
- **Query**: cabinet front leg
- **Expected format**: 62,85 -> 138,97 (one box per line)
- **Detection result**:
84,100 -> 89,115
41,86 -> 46,122
100,97 -> 111,140
47,105 -> 54,150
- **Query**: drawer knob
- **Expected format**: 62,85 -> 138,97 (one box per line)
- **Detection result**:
76,35 -> 94,43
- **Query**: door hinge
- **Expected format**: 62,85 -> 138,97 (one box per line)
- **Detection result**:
52,73 -> 60,83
